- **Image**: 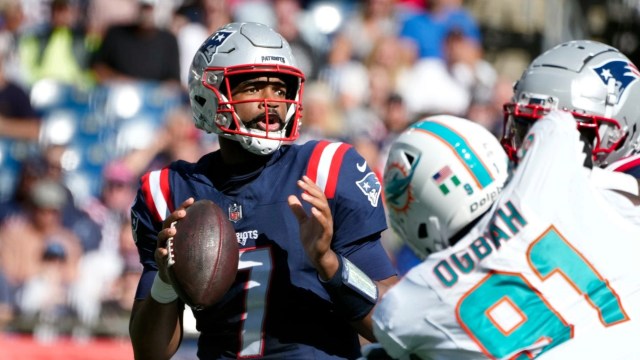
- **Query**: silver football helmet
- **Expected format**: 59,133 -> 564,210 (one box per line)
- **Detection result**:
503,40 -> 640,166
188,22 -> 305,155
384,115 -> 509,259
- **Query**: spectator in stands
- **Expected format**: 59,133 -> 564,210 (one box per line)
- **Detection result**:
0,44 -> 40,141
399,0 -> 481,60
363,35 -> 413,116
328,0 -> 400,65
42,145 -> 103,252
70,160 -> 138,337
466,75 -> 514,137
100,218 -> 142,323
83,160 -> 138,254
443,28 -> 497,111
466,0 -> 544,80
0,0 -> 27,86
321,0 -> 401,101
172,0 -> 232,87
295,80 -> 344,144
0,149 -> 102,253
378,93 -> 412,165
273,0 -> 321,80
0,179 -> 83,292
17,242 -> 74,343
18,0 -> 97,89
91,0 -> 180,85
118,106 -> 210,175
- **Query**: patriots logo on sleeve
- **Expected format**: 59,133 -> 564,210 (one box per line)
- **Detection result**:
592,60 -> 640,99
202,30 -> 234,63
356,172 -> 382,207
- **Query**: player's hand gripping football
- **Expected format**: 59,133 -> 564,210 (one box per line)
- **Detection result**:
155,197 -> 196,284
288,176 -> 338,280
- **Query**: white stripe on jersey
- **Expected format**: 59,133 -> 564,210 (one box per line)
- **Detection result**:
149,170 -> 168,221
315,142 -> 343,193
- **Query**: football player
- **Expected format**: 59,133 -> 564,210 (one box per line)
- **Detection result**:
128,22 -> 398,359
502,40 -> 640,183
372,110 -> 640,359
500,39 -> 640,359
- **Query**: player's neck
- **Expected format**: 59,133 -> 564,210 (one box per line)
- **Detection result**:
218,136 -> 271,173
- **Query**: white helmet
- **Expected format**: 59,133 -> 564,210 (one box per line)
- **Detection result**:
384,115 -> 509,259
502,40 -> 640,166
187,22 -> 305,155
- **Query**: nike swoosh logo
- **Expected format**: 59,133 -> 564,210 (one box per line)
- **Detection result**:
357,161 -> 367,172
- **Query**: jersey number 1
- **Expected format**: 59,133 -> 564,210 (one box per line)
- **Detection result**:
457,226 -> 628,359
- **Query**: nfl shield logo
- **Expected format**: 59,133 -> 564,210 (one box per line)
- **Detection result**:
228,203 -> 242,223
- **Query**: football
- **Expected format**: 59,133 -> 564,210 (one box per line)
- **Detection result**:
167,199 -> 239,310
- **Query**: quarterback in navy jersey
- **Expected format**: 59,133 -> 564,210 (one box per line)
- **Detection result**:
128,22 -> 397,360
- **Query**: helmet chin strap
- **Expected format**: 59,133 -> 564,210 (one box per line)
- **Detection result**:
236,131 -> 283,155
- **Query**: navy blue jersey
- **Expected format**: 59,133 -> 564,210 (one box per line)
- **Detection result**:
131,140 -> 396,359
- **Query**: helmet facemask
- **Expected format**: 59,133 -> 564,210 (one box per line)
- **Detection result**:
201,65 -> 304,155
502,95 -> 625,165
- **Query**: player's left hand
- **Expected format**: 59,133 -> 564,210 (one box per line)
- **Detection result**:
155,197 -> 195,284
288,175 -> 337,280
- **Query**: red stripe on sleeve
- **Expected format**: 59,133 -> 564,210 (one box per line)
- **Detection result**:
306,140 -> 330,183
324,143 -> 351,199
159,167 -> 175,214
612,156 -> 640,173
141,171 -> 162,223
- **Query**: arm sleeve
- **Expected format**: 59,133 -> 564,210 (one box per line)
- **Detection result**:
331,147 -> 396,280
130,188 -> 162,300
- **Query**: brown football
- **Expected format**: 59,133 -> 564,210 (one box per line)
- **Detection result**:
167,199 -> 239,310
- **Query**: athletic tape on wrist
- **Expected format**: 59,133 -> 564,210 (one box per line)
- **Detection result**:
320,255 -> 378,321
150,273 -> 178,304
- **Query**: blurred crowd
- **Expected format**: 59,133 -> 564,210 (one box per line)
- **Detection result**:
0,0 -> 634,343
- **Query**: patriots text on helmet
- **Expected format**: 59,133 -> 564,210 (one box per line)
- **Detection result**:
260,56 -> 286,64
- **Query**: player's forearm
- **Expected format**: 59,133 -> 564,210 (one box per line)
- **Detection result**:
129,298 -> 183,360
352,276 -> 399,342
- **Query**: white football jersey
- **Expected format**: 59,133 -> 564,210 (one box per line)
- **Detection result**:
372,111 -> 640,360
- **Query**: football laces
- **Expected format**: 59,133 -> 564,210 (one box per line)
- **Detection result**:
167,221 -> 177,267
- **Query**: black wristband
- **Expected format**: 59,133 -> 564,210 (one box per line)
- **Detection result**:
319,255 -> 378,321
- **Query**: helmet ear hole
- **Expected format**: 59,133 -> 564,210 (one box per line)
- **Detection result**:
194,95 -> 207,107
404,152 -> 416,165
418,223 -> 428,239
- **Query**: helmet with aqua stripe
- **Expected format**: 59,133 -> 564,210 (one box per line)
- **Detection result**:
383,115 -> 509,259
